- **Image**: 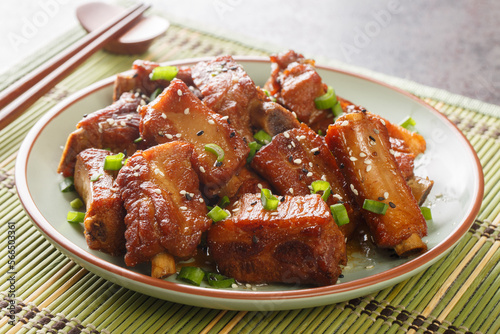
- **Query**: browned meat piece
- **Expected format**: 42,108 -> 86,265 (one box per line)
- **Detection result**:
57,92 -> 144,177
325,111 -> 428,257
264,50 -> 333,133
113,59 -> 198,101
74,149 -> 126,256
217,166 -> 272,201
192,56 -> 299,142
407,176 -> 434,206
139,79 -> 249,198
251,123 -> 359,238
207,193 -> 347,286
116,141 -> 211,267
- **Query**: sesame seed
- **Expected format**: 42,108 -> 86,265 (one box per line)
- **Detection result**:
232,208 -> 240,213
161,113 -> 167,119
179,206 -> 187,210
287,145 -> 292,149
270,212 -> 279,216
245,283 -> 252,288
199,167 -> 206,173
257,183 -> 263,189
289,188 -> 294,194
120,120 -> 126,127
349,157 -> 358,161
350,184 -> 359,196
364,159 -> 372,164
107,118 -> 115,126
140,99 -> 146,105
293,159 -> 302,164
199,198 -> 204,203
177,89 -> 182,96
132,165 -> 141,171
221,115 -> 229,120
380,119 -> 386,126
284,132 -> 290,138
307,172 -> 313,177
291,141 -> 296,148
369,135 -> 376,142
389,202 -> 396,208
166,134 -> 173,139
251,287 -> 257,291
208,119 -> 215,125
359,152 -> 367,157
384,191 -> 389,199
292,111 -> 297,118
341,121 -> 349,126
321,175 -> 327,181
180,190 -> 187,195
153,189 -> 161,194
365,265 -> 374,269
297,135 -> 306,141
366,165 -> 372,172
184,108 -> 190,115
310,147 -> 319,153
133,172 -> 139,177
374,129 -> 380,134
231,283 -> 238,289
309,162 -> 313,168
175,133 -> 182,138
196,130 -> 204,136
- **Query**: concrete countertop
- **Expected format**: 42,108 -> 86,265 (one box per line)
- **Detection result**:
1,0 -> 499,105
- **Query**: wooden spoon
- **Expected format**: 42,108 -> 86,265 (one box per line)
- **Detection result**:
76,2 -> 169,54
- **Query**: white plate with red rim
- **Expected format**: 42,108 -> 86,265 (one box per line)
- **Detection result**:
15,56 -> 484,311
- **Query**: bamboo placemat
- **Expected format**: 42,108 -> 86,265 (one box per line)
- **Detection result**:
1,20 -> 499,334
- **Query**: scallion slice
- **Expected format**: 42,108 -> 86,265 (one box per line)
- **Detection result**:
177,266 -> 205,286
150,87 -> 162,100
261,188 -> 279,211
332,102 -> 343,118
246,141 -> 263,163
60,177 -> 75,192
362,199 -> 389,215
420,207 -> 432,220
399,116 -> 416,131
67,211 -> 85,223
90,174 -> 102,182
150,66 -> 179,81
103,152 -> 125,171
330,203 -> 350,226
70,198 -> 84,210
204,143 -> 225,163
253,130 -> 272,145
310,180 -> 332,202
206,272 -> 235,288
314,86 -> 338,110
134,137 -> 143,143
217,196 -> 230,209
207,205 -> 229,222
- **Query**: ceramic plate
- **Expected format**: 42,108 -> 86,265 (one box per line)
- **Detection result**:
16,57 -> 484,311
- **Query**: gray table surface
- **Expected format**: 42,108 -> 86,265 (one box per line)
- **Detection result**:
1,0 -> 499,106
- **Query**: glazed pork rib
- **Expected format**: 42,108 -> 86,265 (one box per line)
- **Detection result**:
116,141 -> 211,267
113,59 -> 196,101
207,193 -> 347,286
264,50 -> 333,133
57,92 -> 143,177
139,79 -> 250,198
251,123 -> 359,238
74,148 -> 126,256
325,111 -> 428,257
192,55 -> 300,143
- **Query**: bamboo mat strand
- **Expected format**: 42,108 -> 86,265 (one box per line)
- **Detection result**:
0,20 -> 499,333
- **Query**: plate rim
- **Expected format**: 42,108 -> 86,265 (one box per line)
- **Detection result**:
15,56 -> 484,306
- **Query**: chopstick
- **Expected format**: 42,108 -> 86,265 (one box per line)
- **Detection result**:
0,2 -> 150,131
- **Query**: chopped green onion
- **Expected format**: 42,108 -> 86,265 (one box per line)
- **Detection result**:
90,174 -> 102,182
150,66 -> 179,81
310,180 -> 332,202
207,205 -> 229,223
67,211 -> 85,223
103,152 -> 125,171
363,199 -> 389,215
317,129 -> 324,136
399,116 -> 416,131
332,102 -> 343,118
217,196 -> 230,209
59,177 -> 75,192
420,207 -> 432,220
150,87 -> 162,100
206,272 -> 236,288
253,130 -> 272,145
134,137 -> 143,143
246,141 -> 263,163
177,266 -> 205,286
330,203 -> 350,226
261,188 -> 279,211
204,143 -> 225,163
314,86 -> 338,110
70,198 -> 84,210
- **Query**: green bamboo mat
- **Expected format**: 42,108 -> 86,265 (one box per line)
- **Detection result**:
1,20 -> 499,334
